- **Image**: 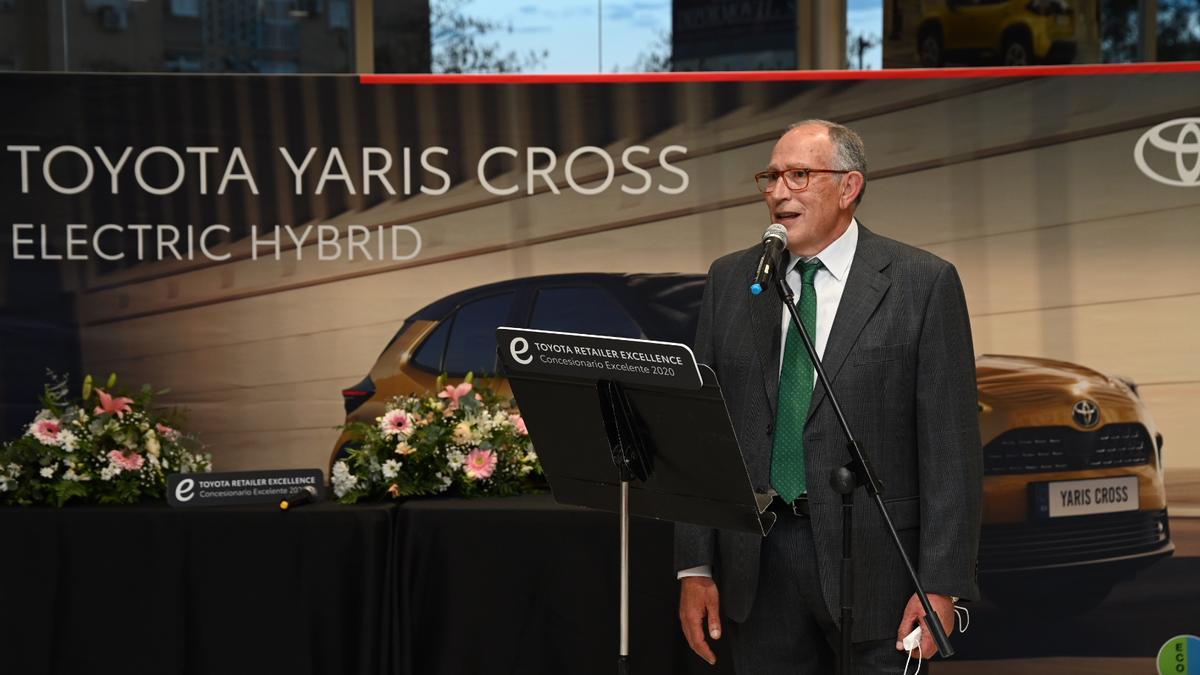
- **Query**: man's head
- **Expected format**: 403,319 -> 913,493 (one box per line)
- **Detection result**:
760,120 -> 867,257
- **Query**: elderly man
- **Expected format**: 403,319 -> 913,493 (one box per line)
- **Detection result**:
676,120 -> 982,674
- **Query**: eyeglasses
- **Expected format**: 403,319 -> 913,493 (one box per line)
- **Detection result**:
754,168 -> 850,193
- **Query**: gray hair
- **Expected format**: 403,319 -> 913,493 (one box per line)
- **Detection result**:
785,119 -> 867,205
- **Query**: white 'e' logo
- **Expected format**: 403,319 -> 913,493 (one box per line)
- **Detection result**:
510,337 -> 532,365
175,478 -> 195,502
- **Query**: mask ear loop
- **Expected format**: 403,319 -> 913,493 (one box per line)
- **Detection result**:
903,640 -> 922,675
953,605 -> 970,633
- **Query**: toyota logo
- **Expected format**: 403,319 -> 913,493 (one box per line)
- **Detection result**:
1134,118 -> 1200,187
1072,400 -> 1100,428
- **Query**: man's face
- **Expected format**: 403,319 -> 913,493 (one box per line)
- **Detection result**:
764,126 -> 854,256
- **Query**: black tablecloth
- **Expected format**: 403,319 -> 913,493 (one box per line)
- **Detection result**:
0,496 -> 732,674
0,502 -> 398,675
395,495 -> 731,675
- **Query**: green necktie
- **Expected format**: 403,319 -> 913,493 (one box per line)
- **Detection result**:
771,259 -> 821,503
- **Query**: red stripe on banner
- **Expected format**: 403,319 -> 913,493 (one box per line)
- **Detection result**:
360,61 -> 1200,85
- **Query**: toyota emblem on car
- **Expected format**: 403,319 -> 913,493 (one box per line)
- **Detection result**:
1073,399 -> 1101,427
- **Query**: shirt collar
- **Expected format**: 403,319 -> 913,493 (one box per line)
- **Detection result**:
789,218 -> 858,282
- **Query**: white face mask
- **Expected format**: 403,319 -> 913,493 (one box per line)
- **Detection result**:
902,626 -> 923,675
902,605 -> 971,675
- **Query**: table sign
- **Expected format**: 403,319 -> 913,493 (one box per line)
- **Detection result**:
166,469 -> 325,507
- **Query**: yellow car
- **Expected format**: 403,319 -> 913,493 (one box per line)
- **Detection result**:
330,273 -> 705,464
917,0 -> 1077,67
976,354 -> 1173,608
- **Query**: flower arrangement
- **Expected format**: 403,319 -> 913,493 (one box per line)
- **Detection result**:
332,374 -> 542,503
0,373 -> 211,506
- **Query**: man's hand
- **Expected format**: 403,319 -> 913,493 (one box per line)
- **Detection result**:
679,576 -> 722,665
894,593 -> 955,659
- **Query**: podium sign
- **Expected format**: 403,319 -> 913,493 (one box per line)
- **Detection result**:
496,326 -> 770,536
496,327 -> 703,390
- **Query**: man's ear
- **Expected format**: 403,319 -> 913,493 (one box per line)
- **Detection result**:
841,171 -> 865,208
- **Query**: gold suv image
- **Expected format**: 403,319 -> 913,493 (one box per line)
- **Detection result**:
334,273 -> 1172,607
917,0 -> 1078,67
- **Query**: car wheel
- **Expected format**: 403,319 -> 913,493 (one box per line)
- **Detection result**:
1002,34 -> 1034,66
919,28 -> 944,67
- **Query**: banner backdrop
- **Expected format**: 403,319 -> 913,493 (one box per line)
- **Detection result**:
1,69 -> 1198,666
3,71 -> 1197,471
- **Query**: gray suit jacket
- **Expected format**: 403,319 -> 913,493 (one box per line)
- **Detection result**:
674,223 -> 983,642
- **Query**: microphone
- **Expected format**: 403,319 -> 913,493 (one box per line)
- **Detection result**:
279,485 -> 318,510
750,223 -> 788,295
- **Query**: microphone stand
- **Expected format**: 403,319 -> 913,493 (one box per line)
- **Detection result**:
773,276 -> 954,675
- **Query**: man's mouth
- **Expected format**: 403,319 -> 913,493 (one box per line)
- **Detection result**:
774,211 -> 801,222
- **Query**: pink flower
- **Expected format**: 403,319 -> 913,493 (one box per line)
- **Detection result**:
380,409 -> 413,437
509,414 -> 528,436
463,449 -> 497,480
108,450 -> 145,472
387,483 -> 401,497
94,389 -> 133,419
29,418 -> 63,445
156,423 -> 180,441
437,382 -> 473,414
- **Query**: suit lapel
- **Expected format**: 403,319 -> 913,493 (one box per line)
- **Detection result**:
746,253 -> 783,417
807,226 -> 892,423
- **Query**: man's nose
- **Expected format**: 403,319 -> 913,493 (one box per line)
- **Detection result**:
768,177 -> 791,200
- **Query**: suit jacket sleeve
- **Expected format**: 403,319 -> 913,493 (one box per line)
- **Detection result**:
673,259 -> 720,573
916,263 -> 983,600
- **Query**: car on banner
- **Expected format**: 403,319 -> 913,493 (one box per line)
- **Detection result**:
916,0 -> 1077,67
333,273 -> 1173,608
973,354 -> 1173,610
330,273 -> 705,463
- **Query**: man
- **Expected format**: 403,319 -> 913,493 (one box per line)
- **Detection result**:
676,120 -> 982,674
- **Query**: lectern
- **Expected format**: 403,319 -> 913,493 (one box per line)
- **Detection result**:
496,327 -> 772,674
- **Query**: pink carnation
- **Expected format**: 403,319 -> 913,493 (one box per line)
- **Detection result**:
509,414 -> 528,436
108,450 -> 145,472
380,409 -> 413,437
463,449 -> 497,480
29,418 -> 63,445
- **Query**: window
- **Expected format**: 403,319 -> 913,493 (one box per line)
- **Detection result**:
442,292 -> 516,376
529,287 -> 642,338
169,0 -> 200,18
412,319 -> 451,373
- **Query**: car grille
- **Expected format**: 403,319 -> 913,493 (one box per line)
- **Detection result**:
979,509 -> 1169,571
983,423 -> 1153,475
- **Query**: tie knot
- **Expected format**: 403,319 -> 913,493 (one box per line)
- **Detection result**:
795,259 -> 821,284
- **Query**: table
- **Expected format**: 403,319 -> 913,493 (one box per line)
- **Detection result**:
0,502 -> 398,675
0,496 -> 731,674
394,495 -> 730,675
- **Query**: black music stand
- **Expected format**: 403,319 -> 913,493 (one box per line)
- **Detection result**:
496,327 -> 772,675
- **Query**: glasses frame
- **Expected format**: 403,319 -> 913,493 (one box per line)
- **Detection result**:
754,168 -> 851,193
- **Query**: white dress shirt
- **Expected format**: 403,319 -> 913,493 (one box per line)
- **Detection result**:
778,219 -> 858,382
678,219 -> 860,580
